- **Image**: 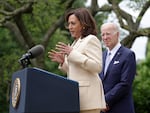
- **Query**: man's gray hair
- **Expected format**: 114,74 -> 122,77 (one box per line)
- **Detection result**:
101,22 -> 120,32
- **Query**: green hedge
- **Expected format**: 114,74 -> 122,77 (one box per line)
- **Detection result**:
133,41 -> 150,113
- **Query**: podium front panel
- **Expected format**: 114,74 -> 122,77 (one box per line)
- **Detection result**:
9,67 -> 80,113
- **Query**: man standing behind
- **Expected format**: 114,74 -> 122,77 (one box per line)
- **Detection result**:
99,22 -> 136,113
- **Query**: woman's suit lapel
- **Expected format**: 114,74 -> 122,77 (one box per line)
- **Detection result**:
71,38 -> 82,49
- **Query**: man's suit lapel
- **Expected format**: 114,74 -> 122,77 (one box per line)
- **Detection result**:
103,46 -> 122,79
100,51 -> 107,80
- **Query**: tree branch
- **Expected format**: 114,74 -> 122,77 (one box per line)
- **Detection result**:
3,21 -> 28,49
0,1 -> 35,25
42,0 -> 75,48
135,0 -> 150,28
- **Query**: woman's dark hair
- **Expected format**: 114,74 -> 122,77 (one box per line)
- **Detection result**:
65,8 -> 97,38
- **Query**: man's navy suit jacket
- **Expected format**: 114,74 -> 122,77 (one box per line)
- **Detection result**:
99,46 -> 136,113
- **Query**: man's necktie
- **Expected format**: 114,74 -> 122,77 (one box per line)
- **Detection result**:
104,52 -> 111,75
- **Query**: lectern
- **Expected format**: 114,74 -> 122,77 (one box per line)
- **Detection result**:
9,67 -> 80,113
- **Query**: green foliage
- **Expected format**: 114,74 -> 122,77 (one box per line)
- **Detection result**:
72,0 -> 87,8
133,40 -> 150,113
22,0 -> 67,43
0,28 -> 23,113
0,54 -> 21,113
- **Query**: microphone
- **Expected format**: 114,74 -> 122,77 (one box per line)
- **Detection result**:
24,44 -> 45,59
19,44 -> 45,68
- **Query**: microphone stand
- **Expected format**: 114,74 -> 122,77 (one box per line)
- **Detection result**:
18,54 -> 31,68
